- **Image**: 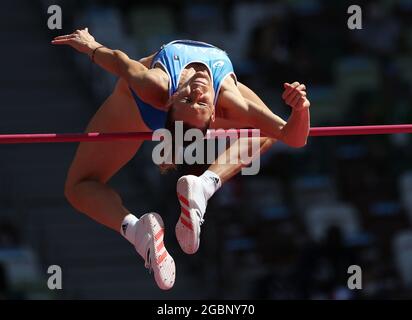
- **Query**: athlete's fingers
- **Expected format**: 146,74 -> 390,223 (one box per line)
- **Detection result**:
282,82 -> 301,100
291,84 -> 305,93
282,83 -> 295,100
283,84 -> 306,101
53,34 -> 75,40
282,85 -> 306,100
288,84 -> 306,98
285,87 -> 307,105
290,93 -> 303,108
51,39 -> 74,45
285,90 -> 299,105
285,90 -> 301,106
290,81 -> 300,88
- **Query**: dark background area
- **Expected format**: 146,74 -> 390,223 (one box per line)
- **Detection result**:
1,0 -> 412,299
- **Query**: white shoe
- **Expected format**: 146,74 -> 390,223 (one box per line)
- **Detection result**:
135,212 -> 176,290
175,175 -> 206,255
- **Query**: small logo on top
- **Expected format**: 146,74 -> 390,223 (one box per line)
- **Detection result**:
213,60 -> 225,68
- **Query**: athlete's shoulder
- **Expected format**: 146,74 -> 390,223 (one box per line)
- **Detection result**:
215,74 -> 243,111
219,73 -> 238,93
138,52 -> 159,68
133,68 -> 169,107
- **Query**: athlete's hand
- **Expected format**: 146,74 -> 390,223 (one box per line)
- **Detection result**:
51,27 -> 101,55
282,82 -> 310,111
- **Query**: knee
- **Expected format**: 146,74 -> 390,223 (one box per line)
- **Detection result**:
64,177 -> 113,209
64,180 -> 76,206
64,178 -> 84,208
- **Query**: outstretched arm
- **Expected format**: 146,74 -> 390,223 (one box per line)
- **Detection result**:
52,28 -> 168,106
219,81 -> 310,148
52,28 -> 147,80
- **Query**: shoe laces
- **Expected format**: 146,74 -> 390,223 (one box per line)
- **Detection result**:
195,209 -> 204,226
145,247 -> 153,274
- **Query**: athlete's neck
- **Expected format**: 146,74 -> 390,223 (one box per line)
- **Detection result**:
178,63 -> 210,87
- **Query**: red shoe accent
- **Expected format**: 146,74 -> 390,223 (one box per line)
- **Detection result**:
157,251 -> 168,264
181,206 -> 191,219
180,216 -> 193,231
177,193 -> 189,207
156,241 -> 165,253
154,229 -> 164,242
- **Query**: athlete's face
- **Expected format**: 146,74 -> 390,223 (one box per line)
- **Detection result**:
170,69 -> 215,129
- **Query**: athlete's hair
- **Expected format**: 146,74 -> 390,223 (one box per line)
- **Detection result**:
159,106 -> 211,174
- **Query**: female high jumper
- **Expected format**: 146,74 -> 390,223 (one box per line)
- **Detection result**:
52,28 -> 310,290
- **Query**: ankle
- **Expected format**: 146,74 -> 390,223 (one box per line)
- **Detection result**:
120,213 -> 139,245
199,170 -> 222,201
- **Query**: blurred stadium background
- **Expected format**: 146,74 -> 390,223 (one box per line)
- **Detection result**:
1,0 -> 412,299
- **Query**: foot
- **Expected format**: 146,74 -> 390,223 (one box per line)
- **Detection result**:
175,175 -> 207,254
135,212 -> 176,290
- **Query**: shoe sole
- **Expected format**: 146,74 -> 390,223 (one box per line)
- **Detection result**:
176,176 -> 201,255
142,212 -> 176,290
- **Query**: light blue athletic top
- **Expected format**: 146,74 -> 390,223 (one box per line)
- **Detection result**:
130,40 -> 237,131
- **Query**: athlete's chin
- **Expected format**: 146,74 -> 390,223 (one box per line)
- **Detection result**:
194,71 -> 211,82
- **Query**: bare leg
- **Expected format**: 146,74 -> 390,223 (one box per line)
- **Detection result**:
175,83 -> 278,254
64,79 -> 176,290
207,136 -> 276,184
209,82 -> 277,183
64,79 -> 147,231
